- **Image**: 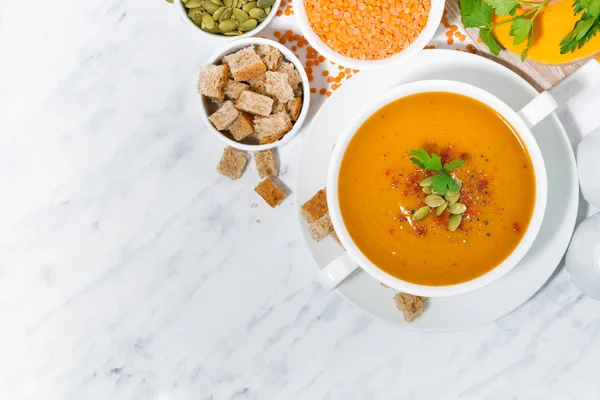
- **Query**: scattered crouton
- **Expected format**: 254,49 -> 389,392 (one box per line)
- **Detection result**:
255,177 -> 286,207
228,113 -> 254,141
310,212 -> 333,242
301,189 -> 328,223
254,112 -> 292,144
256,45 -> 282,71
278,62 -> 302,90
287,97 -> 302,121
223,46 -> 266,82
236,91 -> 274,116
247,76 -> 269,95
254,150 -> 278,178
208,100 -> 239,130
265,71 -> 295,103
198,65 -> 229,100
393,293 -> 425,323
217,147 -> 248,180
223,79 -> 250,100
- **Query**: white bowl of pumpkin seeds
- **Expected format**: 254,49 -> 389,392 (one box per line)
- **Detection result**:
178,0 -> 281,39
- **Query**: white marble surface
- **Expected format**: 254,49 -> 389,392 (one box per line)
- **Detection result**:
1,1 -> 600,399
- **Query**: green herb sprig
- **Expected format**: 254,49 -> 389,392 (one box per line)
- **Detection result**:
459,0 -> 548,60
560,0 -> 600,53
409,150 -> 465,195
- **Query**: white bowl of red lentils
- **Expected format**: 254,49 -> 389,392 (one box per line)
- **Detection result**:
292,0 -> 445,70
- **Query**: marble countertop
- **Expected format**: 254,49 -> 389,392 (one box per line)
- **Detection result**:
2,1 -> 600,399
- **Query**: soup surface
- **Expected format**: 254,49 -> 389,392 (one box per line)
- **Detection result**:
338,92 -> 536,286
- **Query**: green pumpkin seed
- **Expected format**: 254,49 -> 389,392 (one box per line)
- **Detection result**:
257,0 -> 275,7
186,0 -> 204,7
231,0 -> 239,8
454,178 -> 462,190
203,25 -> 221,33
448,214 -> 462,231
223,30 -> 241,35
264,6 -> 271,13
219,7 -> 233,22
448,203 -> 467,214
232,8 -> 249,22
425,194 -> 445,208
188,8 -> 205,23
203,0 -> 221,13
422,186 -> 432,195
202,13 -> 216,29
243,1 -> 257,12
445,192 -> 459,206
413,206 -> 430,221
419,177 -> 432,187
212,6 -> 226,20
224,0 -> 233,5
210,0 -> 223,4
219,18 -> 239,31
239,18 -> 258,31
436,201 -> 448,216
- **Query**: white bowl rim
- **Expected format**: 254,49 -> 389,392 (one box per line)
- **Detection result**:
326,79 -> 548,297
292,0 -> 446,70
177,0 -> 282,41
199,37 -> 311,151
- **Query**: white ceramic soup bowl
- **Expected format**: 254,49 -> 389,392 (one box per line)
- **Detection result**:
322,80 -> 554,297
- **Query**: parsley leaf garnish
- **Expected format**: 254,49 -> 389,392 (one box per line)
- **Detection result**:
409,150 -> 443,171
409,150 -> 465,195
560,0 -> 600,54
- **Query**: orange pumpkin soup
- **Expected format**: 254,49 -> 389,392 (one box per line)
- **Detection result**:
338,92 -> 536,286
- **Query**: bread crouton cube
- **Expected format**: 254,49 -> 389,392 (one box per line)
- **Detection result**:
223,46 -> 266,82
217,147 -> 248,180
223,79 -> 250,100
254,150 -> 278,178
265,71 -> 295,103
286,97 -> 302,121
247,76 -> 269,96
235,91 -> 274,117
301,189 -> 328,223
256,45 -> 283,71
309,212 -> 333,242
254,177 -> 286,208
198,64 -> 229,100
271,99 -> 287,114
208,100 -> 239,130
228,113 -> 254,141
278,62 -> 302,90
254,112 -> 292,144
393,293 -> 425,323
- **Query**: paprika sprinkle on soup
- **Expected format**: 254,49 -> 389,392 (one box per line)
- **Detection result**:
305,0 -> 431,60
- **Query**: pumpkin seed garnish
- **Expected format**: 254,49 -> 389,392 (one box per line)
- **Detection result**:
448,214 -> 462,231
212,6 -> 227,20
242,1 -> 257,12
436,201 -> 448,216
448,203 -> 467,214
185,0 -> 204,7
248,7 -> 266,19
425,194 -> 445,208
232,8 -> 249,22
413,206 -> 431,221
257,0 -> 275,7
203,0 -> 221,13
202,13 -> 216,29
422,186 -> 432,195
445,191 -> 459,206
219,7 -> 233,22
419,177 -> 432,187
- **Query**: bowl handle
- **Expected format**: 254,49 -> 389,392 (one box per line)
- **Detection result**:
517,91 -> 557,129
317,252 -> 359,291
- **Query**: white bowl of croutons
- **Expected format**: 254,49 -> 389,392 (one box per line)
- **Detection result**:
198,38 -> 310,151
178,0 -> 282,41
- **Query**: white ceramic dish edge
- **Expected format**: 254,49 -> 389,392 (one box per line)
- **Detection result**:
292,0 -> 445,70
200,37 -> 311,151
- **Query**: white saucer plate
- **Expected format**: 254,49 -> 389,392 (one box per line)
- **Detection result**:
295,49 -> 579,331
